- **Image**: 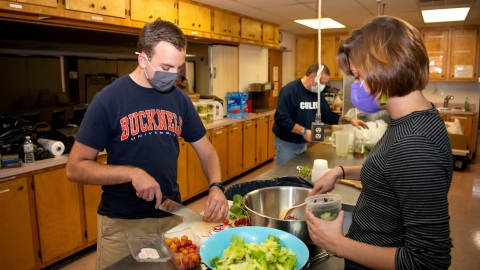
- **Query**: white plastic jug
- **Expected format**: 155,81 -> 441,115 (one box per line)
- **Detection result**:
331,131 -> 350,156
212,101 -> 224,120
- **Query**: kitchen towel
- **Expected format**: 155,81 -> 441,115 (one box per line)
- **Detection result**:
38,138 -> 65,156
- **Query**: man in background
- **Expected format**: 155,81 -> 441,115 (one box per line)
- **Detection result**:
272,63 -> 368,165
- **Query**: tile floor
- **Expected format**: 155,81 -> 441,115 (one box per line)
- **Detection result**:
57,137 -> 480,270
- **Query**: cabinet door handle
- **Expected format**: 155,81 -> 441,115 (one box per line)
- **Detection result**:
0,189 -> 9,194
216,131 -> 222,135
198,24 -> 201,27
102,6 -> 106,10
149,15 -> 153,19
192,23 -> 195,26
19,186 -> 24,190
91,3 -> 95,7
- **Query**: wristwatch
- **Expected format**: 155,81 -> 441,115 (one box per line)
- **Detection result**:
300,128 -> 307,136
209,182 -> 225,192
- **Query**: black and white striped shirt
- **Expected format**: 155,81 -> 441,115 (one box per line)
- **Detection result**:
345,107 -> 453,270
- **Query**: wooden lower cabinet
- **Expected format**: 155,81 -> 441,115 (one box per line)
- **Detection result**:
34,168 -> 84,265
440,113 -> 477,159
0,177 -> 36,270
243,120 -> 256,171
186,131 -> 211,197
267,115 -> 276,159
255,116 -> 269,165
211,126 -> 228,182
82,184 -> 102,245
227,122 -> 243,178
178,138 -> 189,201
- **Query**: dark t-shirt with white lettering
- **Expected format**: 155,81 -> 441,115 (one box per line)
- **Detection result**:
75,75 -> 205,219
272,79 -> 340,144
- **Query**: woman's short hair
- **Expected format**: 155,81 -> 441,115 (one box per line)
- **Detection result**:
337,16 -> 429,98
137,19 -> 187,59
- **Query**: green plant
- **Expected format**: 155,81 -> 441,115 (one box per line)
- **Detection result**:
297,166 -> 312,180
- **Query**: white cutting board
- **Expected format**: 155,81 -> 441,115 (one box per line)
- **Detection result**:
167,201 -> 234,243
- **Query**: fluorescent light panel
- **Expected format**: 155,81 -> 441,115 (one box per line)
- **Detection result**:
422,7 -> 470,23
295,18 -> 346,29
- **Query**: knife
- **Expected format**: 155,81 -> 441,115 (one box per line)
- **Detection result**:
158,198 -> 204,221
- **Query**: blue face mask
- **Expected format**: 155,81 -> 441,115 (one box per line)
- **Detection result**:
350,81 -> 381,114
312,84 -> 325,93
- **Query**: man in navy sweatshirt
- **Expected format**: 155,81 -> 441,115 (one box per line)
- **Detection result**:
272,63 -> 368,166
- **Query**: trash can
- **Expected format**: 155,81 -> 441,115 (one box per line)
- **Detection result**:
223,176 -> 314,200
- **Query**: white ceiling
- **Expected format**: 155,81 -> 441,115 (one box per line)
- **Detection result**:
195,0 -> 480,34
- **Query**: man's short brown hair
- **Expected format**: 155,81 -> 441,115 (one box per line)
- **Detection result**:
305,62 -> 330,77
137,19 -> 187,59
337,16 -> 429,98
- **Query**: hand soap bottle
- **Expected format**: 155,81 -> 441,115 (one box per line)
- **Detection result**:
464,97 -> 469,111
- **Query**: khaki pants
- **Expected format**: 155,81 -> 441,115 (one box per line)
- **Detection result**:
96,214 -> 182,270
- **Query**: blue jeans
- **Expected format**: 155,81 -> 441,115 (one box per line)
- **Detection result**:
274,135 -> 307,166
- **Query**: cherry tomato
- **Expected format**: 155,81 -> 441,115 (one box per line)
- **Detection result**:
181,235 -> 188,242
190,244 -> 197,250
191,254 -> 200,263
182,256 -> 191,265
170,243 -> 177,250
179,241 -> 186,248
174,256 -> 181,265
182,249 -> 189,255
172,237 -> 180,244
165,238 -> 173,246
186,240 -> 192,246
223,218 -> 229,225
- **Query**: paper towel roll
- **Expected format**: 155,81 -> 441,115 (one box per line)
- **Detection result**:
38,138 -> 65,156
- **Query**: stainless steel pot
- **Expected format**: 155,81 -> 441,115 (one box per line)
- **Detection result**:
242,186 -> 315,249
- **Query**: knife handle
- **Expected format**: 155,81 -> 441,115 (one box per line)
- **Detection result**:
338,179 -> 363,189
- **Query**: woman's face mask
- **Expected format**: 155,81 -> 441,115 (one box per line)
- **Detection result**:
141,53 -> 178,93
312,83 -> 325,93
350,80 -> 381,114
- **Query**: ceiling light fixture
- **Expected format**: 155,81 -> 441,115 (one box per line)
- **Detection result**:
295,18 -> 345,29
421,7 -> 470,23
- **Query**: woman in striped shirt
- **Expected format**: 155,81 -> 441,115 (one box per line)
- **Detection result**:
306,16 -> 452,269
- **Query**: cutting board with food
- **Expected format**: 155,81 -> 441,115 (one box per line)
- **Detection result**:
169,197 -> 250,243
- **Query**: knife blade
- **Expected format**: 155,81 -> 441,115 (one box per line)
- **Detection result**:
158,198 -> 204,221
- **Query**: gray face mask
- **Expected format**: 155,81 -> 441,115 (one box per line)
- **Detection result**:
142,53 -> 178,93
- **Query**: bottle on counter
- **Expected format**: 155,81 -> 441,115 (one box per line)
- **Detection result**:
333,95 -> 342,111
464,97 -> 469,111
23,136 -> 35,164
353,135 -> 364,158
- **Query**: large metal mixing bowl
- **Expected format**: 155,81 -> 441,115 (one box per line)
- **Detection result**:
242,186 -> 315,249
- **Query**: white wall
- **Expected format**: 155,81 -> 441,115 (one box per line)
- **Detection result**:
238,44 -> 268,92
279,31 -> 296,88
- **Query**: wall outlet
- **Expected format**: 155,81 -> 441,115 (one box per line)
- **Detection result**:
311,122 -> 325,142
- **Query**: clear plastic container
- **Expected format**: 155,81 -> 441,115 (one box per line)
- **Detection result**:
126,233 -> 171,263
23,136 -> 35,164
305,194 -> 342,221
161,227 -> 201,270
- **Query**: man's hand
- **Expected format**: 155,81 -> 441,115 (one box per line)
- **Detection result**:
203,188 -> 229,222
131,168 -> 163,209
350,119 -> 369,130
303,129 -> 312,142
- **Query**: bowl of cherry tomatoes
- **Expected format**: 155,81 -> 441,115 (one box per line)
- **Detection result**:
162,227 -> 201,270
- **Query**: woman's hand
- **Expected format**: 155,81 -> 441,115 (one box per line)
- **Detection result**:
310,167 -> 342,195
305,210 -> 345,255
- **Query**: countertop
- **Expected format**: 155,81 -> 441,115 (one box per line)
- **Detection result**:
0,111 -> 275,181
106,143 -> 366,269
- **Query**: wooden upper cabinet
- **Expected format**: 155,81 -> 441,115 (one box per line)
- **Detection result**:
449,29 -> 478,81
11,0 -> 57,7
321,35 -> 337,79
178,1 -> 211,33
130,0 -> 175,23
423,30 -> 449,80
296,36 -> 315,79
241,18 -> 262,41
65,0 -> 125,18
213,9 -> 240,37
262,23 -> 275,43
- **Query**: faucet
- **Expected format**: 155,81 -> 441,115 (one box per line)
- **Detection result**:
443,95 -> 454,108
